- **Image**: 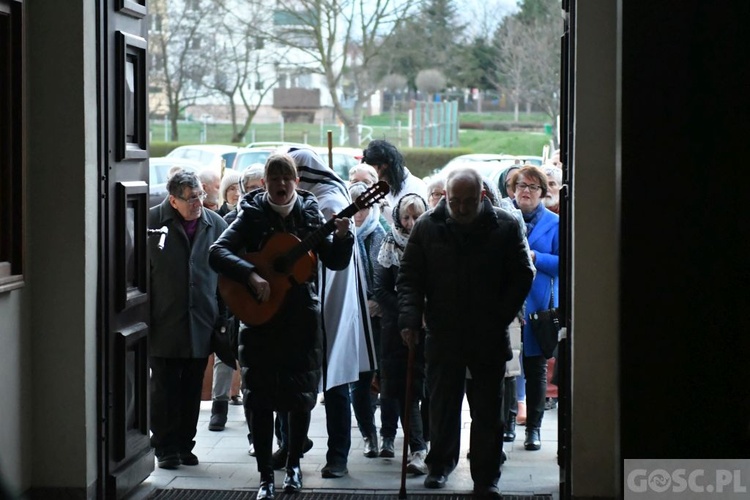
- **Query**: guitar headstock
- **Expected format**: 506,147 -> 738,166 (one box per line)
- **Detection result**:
354,180 -> 389,211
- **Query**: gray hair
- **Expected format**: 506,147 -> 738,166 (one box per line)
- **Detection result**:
427,176 -> 445,194
348,164 -> 379,186
544,165 -> 563,185
198,168 -> 220,185
242,163 -> 265,192
167,170 -> 201,197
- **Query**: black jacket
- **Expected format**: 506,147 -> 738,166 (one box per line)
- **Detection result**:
397,198 -> 534,364
374,262 -> 425,401
208,189 -> 353,411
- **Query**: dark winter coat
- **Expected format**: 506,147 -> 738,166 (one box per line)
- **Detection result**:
149,199 -> 228,358
208,189 -> 353,412
374,262 -> 425,401
397,198 -> 534,365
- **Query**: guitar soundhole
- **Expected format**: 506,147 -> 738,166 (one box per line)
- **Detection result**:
273,256 -> 290,275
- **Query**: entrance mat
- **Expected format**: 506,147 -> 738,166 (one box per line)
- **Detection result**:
149,490 -> 553,500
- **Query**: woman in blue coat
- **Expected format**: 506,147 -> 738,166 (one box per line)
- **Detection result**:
511,165 -> 560,451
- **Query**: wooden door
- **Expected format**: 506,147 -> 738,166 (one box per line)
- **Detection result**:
97,0 -> 152,497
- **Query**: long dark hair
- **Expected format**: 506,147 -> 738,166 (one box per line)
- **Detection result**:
362,139 -> 406,196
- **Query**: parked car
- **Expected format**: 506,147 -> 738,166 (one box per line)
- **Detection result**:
231,146 -> 280,172
425,154 -> 514,180
245,141 -> 309,149
149,157 -> 201,208
313,147 -> 362,180
512,155 -> 544,166
166,144 -> 239,174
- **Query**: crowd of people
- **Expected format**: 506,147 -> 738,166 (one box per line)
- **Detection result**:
148,140 -> 562,499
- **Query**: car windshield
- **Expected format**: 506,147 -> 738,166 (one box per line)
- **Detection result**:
235,151 -> 272,170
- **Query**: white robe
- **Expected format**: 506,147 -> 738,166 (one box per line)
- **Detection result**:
290,148 -> 377,390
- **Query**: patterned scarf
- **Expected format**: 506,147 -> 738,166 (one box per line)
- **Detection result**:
516,200 -> 545,237
377,194 -> 425,268
377,225 -> 409,268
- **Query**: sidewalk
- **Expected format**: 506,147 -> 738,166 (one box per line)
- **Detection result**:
128,396 -> 559,499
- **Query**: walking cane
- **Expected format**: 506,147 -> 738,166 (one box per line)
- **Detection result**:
399,340 -> 416,499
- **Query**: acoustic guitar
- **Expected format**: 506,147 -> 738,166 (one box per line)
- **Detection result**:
218,181 -> 389,326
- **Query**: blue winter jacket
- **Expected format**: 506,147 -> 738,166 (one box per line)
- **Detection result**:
522,206 -> 560,357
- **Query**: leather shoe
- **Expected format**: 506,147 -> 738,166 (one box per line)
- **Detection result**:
363,434 -> 378,458
424,473 -> 447,489
257,479 -> 275,499
524,428 -> 541,450
156,452 -> 180,470
179,451 -> 199,466
473,483 -> 502,498
321,463 -> 348,478
283,466 -> 303,493
379,436 -> 395,457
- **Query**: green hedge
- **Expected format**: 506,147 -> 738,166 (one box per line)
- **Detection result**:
401,147 -> 473,179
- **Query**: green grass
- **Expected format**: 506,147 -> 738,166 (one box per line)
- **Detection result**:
457,129 -> 552,156
149,112 -> 553,156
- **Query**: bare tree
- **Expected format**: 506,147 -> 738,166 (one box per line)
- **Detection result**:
381,73 -> 407,116
524,15 -> 561,122
202,6 -> 283,143
416,69 -> 447,101
149,0 -> 216,141
492,16 -> 528,121
256,0 -> 419,146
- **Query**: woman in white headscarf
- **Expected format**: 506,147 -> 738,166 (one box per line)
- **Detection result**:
288,147 -> 377,478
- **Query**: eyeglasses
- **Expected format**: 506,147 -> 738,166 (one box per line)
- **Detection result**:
515,183 -> 541,193
429,191 -> 443,199
176,191 -> 207,204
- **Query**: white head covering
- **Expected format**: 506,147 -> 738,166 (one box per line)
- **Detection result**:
289,148 -> 350,203
288,147 -> 377,389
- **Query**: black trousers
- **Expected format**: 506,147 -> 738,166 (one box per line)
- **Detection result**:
522,354 -> 548,430
428,358 -> 505,487
253,409 -> 311,477
149,356 -> 208,457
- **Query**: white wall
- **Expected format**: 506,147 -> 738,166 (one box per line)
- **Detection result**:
570,1 -> 619,498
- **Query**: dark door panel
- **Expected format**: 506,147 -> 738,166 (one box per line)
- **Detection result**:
98,0 -> 152,497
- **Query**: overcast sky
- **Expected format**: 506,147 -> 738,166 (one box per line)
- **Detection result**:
456,0 -> 520,38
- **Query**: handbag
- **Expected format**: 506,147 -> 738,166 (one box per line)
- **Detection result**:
528,279 -> 560,359
211,322 -> 237,369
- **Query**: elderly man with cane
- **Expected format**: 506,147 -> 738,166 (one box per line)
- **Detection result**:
397,167 -> 534,498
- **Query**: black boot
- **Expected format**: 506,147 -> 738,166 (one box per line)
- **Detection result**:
257,475 -> 275,500
524,428 -> 541,450
283,465 -> 303,493
503,414 -> 516,442
363,433 -> 379,458
208,400 -> 229,431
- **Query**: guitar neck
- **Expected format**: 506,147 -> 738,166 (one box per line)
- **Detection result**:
287,203 -> 358,262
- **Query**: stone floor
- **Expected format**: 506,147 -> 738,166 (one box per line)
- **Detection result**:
126,396 -> 559,499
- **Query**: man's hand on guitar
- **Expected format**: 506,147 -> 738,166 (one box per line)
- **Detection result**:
332,216 -> 352,239
248,272 -> 271,302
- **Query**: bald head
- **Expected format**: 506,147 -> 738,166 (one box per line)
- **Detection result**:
445,167 -> 485,224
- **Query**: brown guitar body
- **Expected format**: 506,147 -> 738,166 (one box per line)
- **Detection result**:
217,180 -> 388,327
218,232 -> 317,326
